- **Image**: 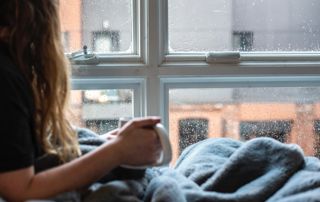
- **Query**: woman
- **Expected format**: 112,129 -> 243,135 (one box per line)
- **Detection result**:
0,1 -> 161,201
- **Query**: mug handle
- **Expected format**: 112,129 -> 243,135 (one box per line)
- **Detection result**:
121,123 -> 172,169
153,123 -> 172,166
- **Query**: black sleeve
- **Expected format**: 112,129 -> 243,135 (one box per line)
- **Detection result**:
0,66 -> 35,172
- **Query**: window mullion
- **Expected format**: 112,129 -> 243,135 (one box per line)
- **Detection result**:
132,0 -> 139,55
158,0 -> 168,65
144,0 -> 159,117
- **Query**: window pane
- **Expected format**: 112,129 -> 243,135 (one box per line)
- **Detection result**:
60,0 -> 133,53
69,89 -> 133,134
169,87 -> 320,162
169,0 -> 320,52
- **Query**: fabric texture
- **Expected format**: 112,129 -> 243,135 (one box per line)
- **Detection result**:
77,128 -> 320,202
0,43 -> 39,172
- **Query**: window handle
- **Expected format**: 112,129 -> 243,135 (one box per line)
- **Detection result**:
68,45 -> 99,65
206,51 -> 240,64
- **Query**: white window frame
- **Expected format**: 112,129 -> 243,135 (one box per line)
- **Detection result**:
71,0 -> 320,130
160,76 -> 320,128
72,78 -> 146,117
69,0 -> 147,66
160,0 -> 320,66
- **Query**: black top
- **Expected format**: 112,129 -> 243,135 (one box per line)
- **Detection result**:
0,43 -> 40,172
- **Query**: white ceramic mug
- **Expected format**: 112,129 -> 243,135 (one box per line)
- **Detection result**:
118,117 -> 172,169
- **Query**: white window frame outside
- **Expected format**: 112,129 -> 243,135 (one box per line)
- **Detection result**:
71,0 -> 320,130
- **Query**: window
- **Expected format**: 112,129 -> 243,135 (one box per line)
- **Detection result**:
168,85 -> 320,161
92,31 -> 120,53
82,0 -> 133,54
69,78 -> 145,135
85,119 -> 119,135
61,0 -> 320,164
69,89 -> 133,134
240,120 -> 292,143
60,0 -> 139,66
179,119 -> 208,153
168,0 -> 320,53
233,31 -> 254,51
314,120 -> 320,158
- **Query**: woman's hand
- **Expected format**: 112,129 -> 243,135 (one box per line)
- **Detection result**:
100,128 -> 119,141
0,118 -> 162,201
112,117 -> 162,167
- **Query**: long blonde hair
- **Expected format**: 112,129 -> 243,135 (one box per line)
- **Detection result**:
0,0 -> 80,162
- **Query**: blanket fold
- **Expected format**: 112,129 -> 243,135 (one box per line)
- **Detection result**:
78,128 -> 320,202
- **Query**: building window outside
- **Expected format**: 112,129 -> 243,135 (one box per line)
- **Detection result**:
233,31 -> 253,51
92,31 -> 120,52
179,119 -> 208,153
314,120 -> 320,158
85,119 -> 118,135
240,120 -> 293,143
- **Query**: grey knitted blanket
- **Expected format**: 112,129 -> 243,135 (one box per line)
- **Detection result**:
77,128 -> 320,202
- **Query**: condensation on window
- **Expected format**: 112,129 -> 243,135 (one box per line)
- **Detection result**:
169,87 -> 320,162
169,0 -> 320,52
59,0 -> 133,53
179,119 -> 208,153
68,89 -> 133,135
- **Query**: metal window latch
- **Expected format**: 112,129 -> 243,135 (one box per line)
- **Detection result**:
69,45 -> 99,65
206,51 -> 241,63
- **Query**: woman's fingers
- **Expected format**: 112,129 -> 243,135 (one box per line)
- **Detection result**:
114,118 -> 163,166
100,129 -> 119,140
124,117 -> 161,131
